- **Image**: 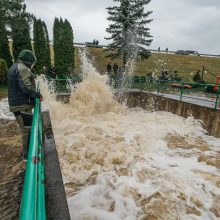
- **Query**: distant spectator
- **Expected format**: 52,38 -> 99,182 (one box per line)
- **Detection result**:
48,66 -> 56,79
165,48 -> 168,53
106,63 -> 112,75
96,40 -> 99,45
113,63 -> 118,76
193,70 -> 201,83
161,70 -> 169,80
117,67 -> 124,77
39,65 -> 47,75
158,47 -> 160,52
169,73 -> 173,80
93,39 -> 96,45
146,72 -> 154,82
174,70 -> 178,77
173,70 -> 181,81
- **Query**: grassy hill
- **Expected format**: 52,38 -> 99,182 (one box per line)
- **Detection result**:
76,47 -> 220,83
19,43 -> 220,83
0,84 -> 8,98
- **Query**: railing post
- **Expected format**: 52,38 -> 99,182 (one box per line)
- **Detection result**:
180,83 -> 184,101
157,80 -> 160,95
214,89 -> 220,109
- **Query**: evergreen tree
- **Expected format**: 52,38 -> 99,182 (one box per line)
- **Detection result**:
42,21 -> 51,69
33,19 -> 51,73
53,17 -> 74,76
11,16 -> 32,60
0,0 -> 27,25
0,0 -> 30,66
53,17 -> 62,76
0,23 -> 12,67
105,0 -> 153,65
63,19 -> 74,72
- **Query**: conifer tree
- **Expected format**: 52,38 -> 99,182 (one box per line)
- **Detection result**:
0,0 -> 33,60
0,23 -> 12,67
0,0 -> 31,65
33,19 -> 51,73
63,19 -> 74,72
42,21 -> 51,68
53,17 -> 74,76
105,0 -> 153,65
53,17 -> 63,76
0,0 -> 27,26
11,16 -> 32,60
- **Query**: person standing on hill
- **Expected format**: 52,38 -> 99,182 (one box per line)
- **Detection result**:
7,49 -> 42,160
113,63 -> 118,76
106,63 -> 112,75
48,66 -> 56,79
193,70 -> 201,83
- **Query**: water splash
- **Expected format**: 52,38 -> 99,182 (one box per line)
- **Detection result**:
37,52 -> 220,220
0,98 -> 14,120
78,48 -> 96,79
153,53 -> 168,78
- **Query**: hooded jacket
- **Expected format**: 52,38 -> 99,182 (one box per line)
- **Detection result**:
7,51 -> 40,111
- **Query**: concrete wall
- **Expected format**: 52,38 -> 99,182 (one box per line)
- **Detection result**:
127,91 -> 220,138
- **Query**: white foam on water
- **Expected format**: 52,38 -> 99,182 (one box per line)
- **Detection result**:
0,98 -> 14,120
39,51 -> 220,220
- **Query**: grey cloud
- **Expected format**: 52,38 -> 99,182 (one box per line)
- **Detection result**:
25,0 -> 220,54
149,0 -> 220,53
184,0 -> 220,7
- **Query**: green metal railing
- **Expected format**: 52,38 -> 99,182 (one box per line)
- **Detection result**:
19,94 -> 46,219
47,76 -> 82,93
46,76 -> 220,110
153,80 -> 220,110
117,76 -> 220,110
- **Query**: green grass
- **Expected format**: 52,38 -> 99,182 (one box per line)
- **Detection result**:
45,45 -> 220,83
78,47 -> 220,83
0,84 -> 8,97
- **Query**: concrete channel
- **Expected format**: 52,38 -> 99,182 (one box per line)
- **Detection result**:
0,110 -> 71,219
42,110 -> 71,220
1,91 -> 220,219
57,91 -> 220,137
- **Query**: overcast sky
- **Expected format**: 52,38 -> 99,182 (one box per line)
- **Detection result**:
25,0 -> 220,54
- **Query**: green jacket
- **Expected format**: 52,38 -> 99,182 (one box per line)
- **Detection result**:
8,61 -> 40,112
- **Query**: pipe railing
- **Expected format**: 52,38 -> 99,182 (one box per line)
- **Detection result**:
46,76 -> 220,109
19,94 -> 46,219
153,80 -> 220,110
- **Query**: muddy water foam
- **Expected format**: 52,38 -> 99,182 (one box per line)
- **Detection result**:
39,53 -> 220,220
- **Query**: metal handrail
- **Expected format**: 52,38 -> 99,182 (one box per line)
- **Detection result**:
19,96 -> 46,219
154,80 -> 220,109
44,76 -> 220,109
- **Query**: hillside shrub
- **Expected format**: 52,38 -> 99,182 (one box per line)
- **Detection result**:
0,59 -> 8,83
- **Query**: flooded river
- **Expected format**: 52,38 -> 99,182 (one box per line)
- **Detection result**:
38,54 -> 220,220
0,50 -> 219,219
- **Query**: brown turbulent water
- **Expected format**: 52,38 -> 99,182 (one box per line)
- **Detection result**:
38,60 -> 220,220
0,117 -> 25,220
0,51 -> 220,219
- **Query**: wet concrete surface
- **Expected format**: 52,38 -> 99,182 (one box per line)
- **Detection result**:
0,117 -> 25,220
42,111 -> 71,220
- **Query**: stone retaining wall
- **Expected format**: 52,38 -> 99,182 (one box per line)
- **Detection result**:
127,91 -> 220,137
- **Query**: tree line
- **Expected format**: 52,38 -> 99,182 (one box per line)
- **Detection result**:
0,0 -> 153,83
105,0 -> 153,66
0,0 -> 75,83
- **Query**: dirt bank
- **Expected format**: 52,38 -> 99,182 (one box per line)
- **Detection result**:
0,118 -> 25,219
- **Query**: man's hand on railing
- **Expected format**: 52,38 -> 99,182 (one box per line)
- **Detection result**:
40,95 -> 43,102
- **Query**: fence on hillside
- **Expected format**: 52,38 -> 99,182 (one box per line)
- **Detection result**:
47,76 -> 220,110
